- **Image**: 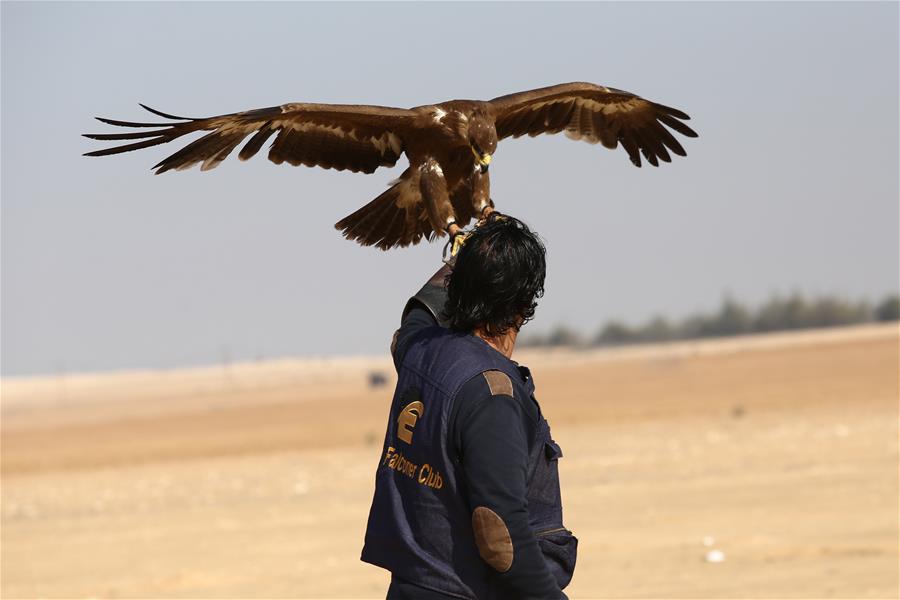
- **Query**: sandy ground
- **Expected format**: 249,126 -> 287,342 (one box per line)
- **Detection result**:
2,323 -> 898,599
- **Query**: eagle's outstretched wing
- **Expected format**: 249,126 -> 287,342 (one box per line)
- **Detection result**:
84,103 -> 416,174
488,82 -> 698,167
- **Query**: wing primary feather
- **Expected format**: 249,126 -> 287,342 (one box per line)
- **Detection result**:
653,138 -> 672,163
200,135 -> 244,171
632,127 -> 661,167
618,135 -> 642,167
153,130 -> 227,173
637,127 -> 669,164
83,130 -> 171,141
652,102 -> 691,121
657,114 -> 698,138
238,123 -> 276,161
83,136 -> 173,157
655,125 -> 687,156
139,104 -> 196,121
95,116 -> 172,128
201,149 -> 228,172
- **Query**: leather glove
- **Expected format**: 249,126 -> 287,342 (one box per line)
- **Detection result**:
402,257 -> 455,328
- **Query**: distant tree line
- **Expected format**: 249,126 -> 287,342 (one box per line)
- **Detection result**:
521,293 -> 900,348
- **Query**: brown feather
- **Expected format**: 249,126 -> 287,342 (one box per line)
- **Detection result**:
591,111 -> 619,149
88,102 -> 413,175
652,102 -> 691,121
334,169 -> 431,249
94,116 -> 175,128
449,179 -> 477,226
489,82 -> 697,167
376,200 -> 409,250
618,134 -> 642,167
238,123 -> 276,161
657,113 -> 698,138
367,193 -> 403,245
654,125 -> 687,156
153,130 -> 232,173
201,135 -> 245,171
635,123 -> 669,165
83,129 -> 170,141
138,104 -> 196,121
545,100 -> 573,132
84,136 -> 176,158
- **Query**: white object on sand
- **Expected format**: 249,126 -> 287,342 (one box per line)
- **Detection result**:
705,549 -> 726,563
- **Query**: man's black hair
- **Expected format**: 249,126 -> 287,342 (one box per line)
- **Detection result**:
443,214 -> 546,337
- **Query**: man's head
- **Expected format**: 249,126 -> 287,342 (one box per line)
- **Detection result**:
443,214 -> 546,337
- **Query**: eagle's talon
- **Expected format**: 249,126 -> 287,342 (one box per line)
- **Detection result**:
476,205 -> 504,228
442,228 -> 469,263
450,231 -> 469,257
442,226 -> 470,260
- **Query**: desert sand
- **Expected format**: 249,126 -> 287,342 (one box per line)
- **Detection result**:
2,323 -> 898,599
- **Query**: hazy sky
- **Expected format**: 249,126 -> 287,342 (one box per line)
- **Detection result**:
2,1 -> 898,376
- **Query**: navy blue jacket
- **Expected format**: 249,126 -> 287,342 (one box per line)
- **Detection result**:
361,296 -> 576,599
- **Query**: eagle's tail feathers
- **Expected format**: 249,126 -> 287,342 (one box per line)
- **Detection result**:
335,172 -> 430,249
335,187 -> 393,245
377,199 -> 412,250
374,208 -> 403,250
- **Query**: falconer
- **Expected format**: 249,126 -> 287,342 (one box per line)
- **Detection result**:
361,214 -> 576,599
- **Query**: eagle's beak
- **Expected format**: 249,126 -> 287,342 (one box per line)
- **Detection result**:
479,153 -> 492,173
471,146 -> 492,173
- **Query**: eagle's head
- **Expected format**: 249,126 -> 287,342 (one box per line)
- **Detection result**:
467,109 -> 497,173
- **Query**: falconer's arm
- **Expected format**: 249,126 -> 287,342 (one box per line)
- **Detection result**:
390,262 -> 453,370
451,377 -> 565,599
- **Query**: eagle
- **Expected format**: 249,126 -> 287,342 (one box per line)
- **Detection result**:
84,82 -> 698,250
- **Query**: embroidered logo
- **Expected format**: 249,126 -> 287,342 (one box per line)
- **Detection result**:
397,400 -> 424,444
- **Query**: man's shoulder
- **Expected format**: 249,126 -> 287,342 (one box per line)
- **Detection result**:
471,369 -> 515,398
449,368 -> 542,459
454,368 -> 539,422
392,303 -> 443,368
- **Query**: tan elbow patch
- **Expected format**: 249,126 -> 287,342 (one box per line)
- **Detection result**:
482,370 -> 513,397
472,506 -> 513,572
